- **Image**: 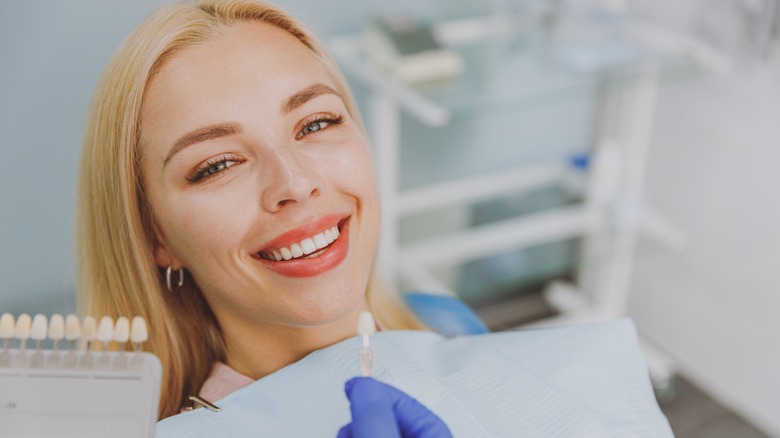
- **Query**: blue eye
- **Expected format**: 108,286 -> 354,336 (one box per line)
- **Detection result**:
205,161 -> 230,175
301,121 -> 324,135
187,155 -> 242,183
296,115 -> 345,139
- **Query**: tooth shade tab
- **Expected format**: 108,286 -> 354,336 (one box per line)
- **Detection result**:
0,313 -> 15,339
14,314 -> 32,340
30,314 -> 48,341
131,316 -> 148,343
261,225 -> 343,261
48,314 -> 65,340
114,317 -> 130,343
357,311 -> 376,337
81,316 -> 97,341
97,316 -> 114,343
65,315 -> 81,341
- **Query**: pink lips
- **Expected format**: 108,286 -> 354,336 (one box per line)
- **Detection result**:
253,214 -> 350,278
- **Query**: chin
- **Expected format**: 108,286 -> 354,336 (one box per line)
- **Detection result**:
285,286 -> 364,328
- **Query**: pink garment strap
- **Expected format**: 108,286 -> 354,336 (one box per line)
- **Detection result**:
199,362 -> 254,402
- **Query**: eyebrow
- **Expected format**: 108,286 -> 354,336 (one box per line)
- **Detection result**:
163,84 -> 342,167
164,122 -> 243,167
282,83 -> 342,114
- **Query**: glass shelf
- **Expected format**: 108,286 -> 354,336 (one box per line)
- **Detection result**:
331,16 -> 720,125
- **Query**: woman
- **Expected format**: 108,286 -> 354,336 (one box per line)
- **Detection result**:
78,0 -> 424,419
79,1 -> 672,436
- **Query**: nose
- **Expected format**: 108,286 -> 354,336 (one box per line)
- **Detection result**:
260,148 -> 321,212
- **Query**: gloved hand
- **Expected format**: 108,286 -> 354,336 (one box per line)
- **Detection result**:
337,377 -> 453,438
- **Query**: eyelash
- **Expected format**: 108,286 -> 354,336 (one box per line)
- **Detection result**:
187,154 -> 243,183
296,114 -> 345,140
184,115 -> 344,183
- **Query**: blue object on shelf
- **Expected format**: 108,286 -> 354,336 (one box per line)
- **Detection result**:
402,292 -> 490,337
570,152 -> 590,170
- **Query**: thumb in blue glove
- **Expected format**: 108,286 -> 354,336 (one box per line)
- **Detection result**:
337,377 -> 453,438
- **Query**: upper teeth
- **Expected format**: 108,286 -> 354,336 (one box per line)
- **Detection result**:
262,226 -> 340,261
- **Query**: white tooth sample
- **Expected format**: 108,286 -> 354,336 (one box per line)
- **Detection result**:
0,313 -> 15,339
113,317 -> 130,343
301,238 -> 317,254
48,314 -> 65,341
130,316 -> 148,343
81,316 -> 97,342
290,243 -> 304,258
272,250 -> 282,261
96,316 -> 114,343
331,226 -> 340,238
280,247 -> 293,260
65,315 -> 81,341
30,314 -> 48,341
324,229 -> 334,243
14,313 -> 32,340
313,233 -> 328,249
357,311 -> 377,336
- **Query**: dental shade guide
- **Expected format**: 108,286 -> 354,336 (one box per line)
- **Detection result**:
47,314 -> 65,368
64,314 -> 81,368
29,314 -> 48,368
357,311 -> 376,377
96,315 -> 114,368
80,316 -> 97,369
13,313 -> 31,367
0,312 -> 14,367
0,313 -> 161,437
113,316 -> 130,369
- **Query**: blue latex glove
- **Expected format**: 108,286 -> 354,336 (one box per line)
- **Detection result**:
337,377 -> 453,438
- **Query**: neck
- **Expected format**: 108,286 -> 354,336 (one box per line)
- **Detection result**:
219,301 -> 369,380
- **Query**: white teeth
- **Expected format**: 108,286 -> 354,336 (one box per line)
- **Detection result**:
313,233 -> 328,249
262,223 -> 343,261
290,243 -> 304,258
305,248 -> 327,259
301,238 -> 317,254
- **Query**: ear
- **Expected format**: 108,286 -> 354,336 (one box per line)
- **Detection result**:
153,239 -> 183,270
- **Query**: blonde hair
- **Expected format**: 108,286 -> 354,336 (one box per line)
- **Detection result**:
77,0 -> 424,420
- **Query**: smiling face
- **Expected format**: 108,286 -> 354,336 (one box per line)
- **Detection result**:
139,22 -> 379,331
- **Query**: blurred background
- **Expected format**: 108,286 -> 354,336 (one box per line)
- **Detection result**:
0,0 -> 778,436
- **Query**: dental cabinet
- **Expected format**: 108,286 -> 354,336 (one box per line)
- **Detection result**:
330,11 -> 726,383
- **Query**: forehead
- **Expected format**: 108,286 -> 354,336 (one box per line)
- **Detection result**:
141,21 -> 333,149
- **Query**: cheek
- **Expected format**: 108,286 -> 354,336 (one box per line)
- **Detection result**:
155,184 -> 258,263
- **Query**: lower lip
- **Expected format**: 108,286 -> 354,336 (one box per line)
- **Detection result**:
255,219 -> 350,278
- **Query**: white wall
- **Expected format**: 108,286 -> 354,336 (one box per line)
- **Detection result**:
0,0 -> 172,314
629,63 -> 780,436
621,1 -> 780,435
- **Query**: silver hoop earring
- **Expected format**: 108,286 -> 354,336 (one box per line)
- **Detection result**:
166,266 -> 184,292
